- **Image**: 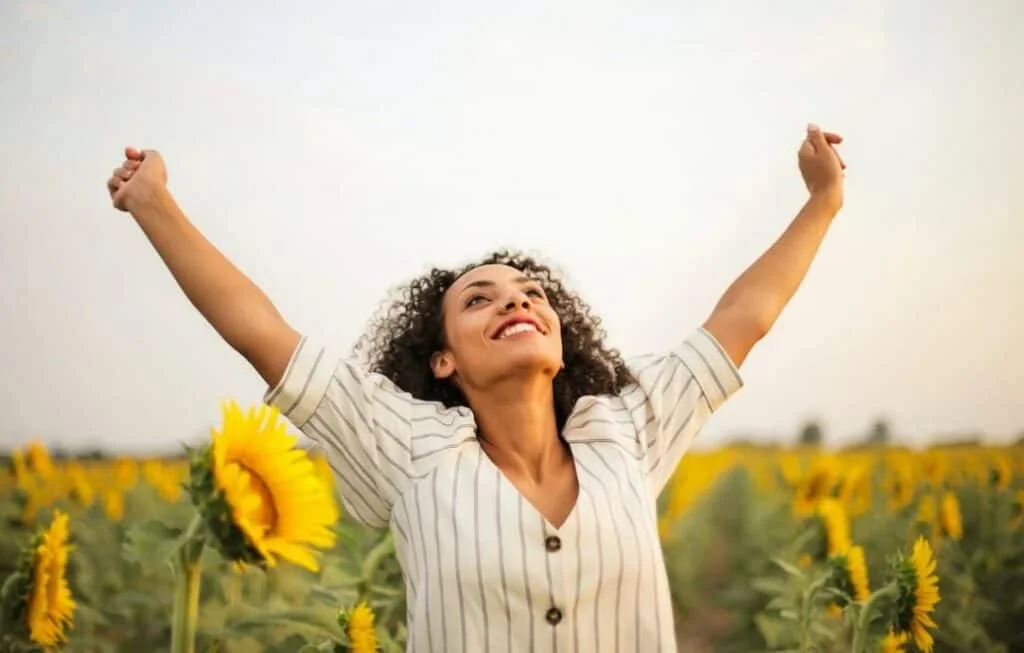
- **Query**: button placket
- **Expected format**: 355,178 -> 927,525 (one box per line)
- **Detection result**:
543,529 -> 566,629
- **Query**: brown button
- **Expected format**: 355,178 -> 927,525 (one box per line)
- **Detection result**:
545,535 -> 562,552
546,607 -> 562,625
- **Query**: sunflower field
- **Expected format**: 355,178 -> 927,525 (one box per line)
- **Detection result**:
1,402 -> 1022,653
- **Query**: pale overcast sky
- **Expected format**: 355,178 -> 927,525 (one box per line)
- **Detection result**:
1,0 -> 1020,453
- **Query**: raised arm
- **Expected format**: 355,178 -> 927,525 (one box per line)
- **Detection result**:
702,124 -> 846,368
107,147 -> 299,387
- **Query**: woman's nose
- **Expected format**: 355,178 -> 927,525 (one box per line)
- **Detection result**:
502,291 -> 531,311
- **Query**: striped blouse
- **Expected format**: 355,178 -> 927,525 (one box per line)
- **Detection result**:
264,327 -> 743,652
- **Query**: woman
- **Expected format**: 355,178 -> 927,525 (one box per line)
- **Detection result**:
105,123 -> 845,652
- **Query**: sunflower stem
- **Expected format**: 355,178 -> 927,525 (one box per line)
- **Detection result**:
850,582 -> 898,653
171,515 -> 206,653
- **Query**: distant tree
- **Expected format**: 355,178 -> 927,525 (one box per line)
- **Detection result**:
866,419 -> 891,446
798,420 -> 824,447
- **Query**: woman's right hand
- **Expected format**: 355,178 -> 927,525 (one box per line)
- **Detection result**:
107,147 -> 168,213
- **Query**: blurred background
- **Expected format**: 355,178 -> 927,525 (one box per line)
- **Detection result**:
1,1 -> 1021,651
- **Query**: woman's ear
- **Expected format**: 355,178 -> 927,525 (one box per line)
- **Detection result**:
431,350 -> 455,380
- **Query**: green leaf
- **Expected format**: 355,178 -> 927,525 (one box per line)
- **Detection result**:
265,633 -> 316,653
751,577 -> 788,595
773,558 -> 806,578
220,608 -> 342,639
754,614 -> 786,647
121,519 -> 186,575
307,584 -> 343,605
810,621 -> 837,640
766,595 -> 795,611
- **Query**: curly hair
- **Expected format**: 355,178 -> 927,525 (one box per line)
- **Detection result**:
352,250 -> 636,432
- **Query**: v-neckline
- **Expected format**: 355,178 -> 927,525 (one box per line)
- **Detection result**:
477,439 -> 582,533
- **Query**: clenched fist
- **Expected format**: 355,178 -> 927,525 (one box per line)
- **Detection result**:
107,147 -> 168,213
798,124 -> 845,207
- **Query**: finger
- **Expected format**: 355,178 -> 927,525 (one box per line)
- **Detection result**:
113,166 -> 133,181
122,159 -> 141,171
798,138 -> 815,157
124,147 -> 143,161
807,123 -> 828,152
107,176 -> 124,195
824,131 -> 843,144
831,146 -> 847,170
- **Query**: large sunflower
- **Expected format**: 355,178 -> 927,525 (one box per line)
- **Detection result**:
187,401 -> 339,572
0,510 -> 76,649
890,536 -> 940,652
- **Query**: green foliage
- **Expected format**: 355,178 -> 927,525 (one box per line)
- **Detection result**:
750,560 -> 848,652
1,444 -> 1021,651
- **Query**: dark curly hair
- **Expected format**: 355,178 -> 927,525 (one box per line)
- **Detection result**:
352,250 -> 636,432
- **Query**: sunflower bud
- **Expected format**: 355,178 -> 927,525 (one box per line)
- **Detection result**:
338,601 -> 379,653
0,510 -> 76,650
888,536 -> 940,652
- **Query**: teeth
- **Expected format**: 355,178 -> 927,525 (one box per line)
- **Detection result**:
499,322 -> 539,339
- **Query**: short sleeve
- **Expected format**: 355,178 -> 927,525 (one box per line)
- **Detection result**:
625,327 -> 743,498
264,335 -> 461,529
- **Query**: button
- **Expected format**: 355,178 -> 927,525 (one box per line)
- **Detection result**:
545,535 -> 562,552
546,607 -> 563,625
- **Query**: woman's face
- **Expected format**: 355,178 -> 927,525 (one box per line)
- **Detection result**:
432,264 -> 563,389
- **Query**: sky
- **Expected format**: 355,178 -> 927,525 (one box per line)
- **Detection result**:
1,0 -> 1021,454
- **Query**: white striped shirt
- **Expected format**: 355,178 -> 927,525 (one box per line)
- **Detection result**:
265,327 -> 743,652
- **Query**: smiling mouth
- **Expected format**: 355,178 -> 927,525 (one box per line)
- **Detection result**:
494,321 -> 543,339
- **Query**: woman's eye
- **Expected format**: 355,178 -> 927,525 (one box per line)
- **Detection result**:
466,295 -> 487,307
527,288 -> 546,299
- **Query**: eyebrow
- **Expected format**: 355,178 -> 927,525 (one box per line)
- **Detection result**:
458,275 -> 534,295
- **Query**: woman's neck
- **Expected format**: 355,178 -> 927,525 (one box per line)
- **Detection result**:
467,377 -> 567,484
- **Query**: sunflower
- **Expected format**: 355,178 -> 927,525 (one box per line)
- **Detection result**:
885,466 -> 915,512
919,452 -> 948,489
186,401 -> 339,572
890,536 -> 940,652
339,601 -> 379,653
11,448 -> 31,491
838,464 -> 872,517
827,545 -> 870,609
25,442 -> 56,480
989,455 -> 1012,491
938,491 -> 962,540
878,630 -> 906,653
813,498 -> 851,560
66,463 -> 94,508
0,510 -> 76,649
1011,490 -> 1024,530
794,459 -> 838,517
102,489 -> 125,522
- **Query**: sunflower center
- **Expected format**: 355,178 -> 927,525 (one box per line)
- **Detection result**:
239,463 -> 279,534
